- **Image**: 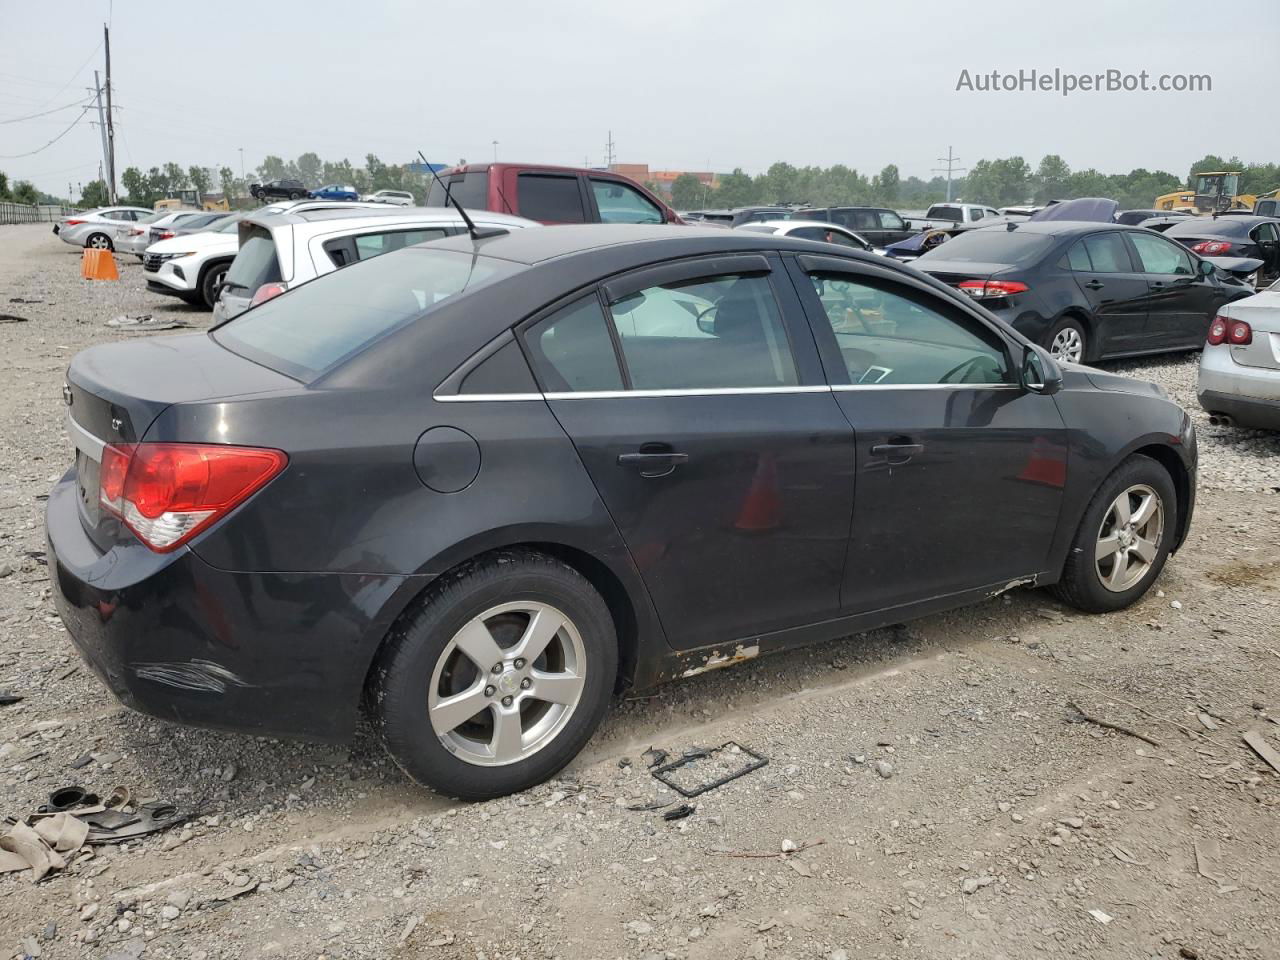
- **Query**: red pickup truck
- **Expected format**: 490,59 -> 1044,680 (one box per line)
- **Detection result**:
425,162 -> 683,226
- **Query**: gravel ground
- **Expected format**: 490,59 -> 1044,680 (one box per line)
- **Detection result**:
1,225 -> 1278,960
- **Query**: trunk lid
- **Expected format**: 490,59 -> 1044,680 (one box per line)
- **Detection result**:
914,260 -> 1010,286
1223,290 -> 1280,371
65,333 -> 300,550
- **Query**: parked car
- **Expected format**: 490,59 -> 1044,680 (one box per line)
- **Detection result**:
426,162 -> 683,225
729,206 -> 793,226
999,206 -> 1041,218
250,178 -> 308,201
1135,216 -> 1189,234
51,224 -> 1197,799
903,203 -> 1003,231
212,206 -> 537,322
309,184 -> 360,201
365,189 -> 415,206
118,211 -> 219,259
736,219 -> 874,250
144,213 -> 250,309
54,206 -> 154,250
1163,216 -> 1280,286
913,221 -> 1256,362
1197,278 -> 1280,430
681,209 -> 734,226
796,206 -> 914,247
1117,209 -> 1191,227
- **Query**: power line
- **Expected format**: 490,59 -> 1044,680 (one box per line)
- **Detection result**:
0,98 -> 93,125
0,104 -> 93,158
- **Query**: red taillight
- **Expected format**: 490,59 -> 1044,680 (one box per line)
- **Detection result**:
1191,240 -> 1231,255
157,230 -> 174,240
249,282 -> 287,308
98,442 -> 287,552
65,219 -> 85,226
1207,315 -> 1251,346
957,279 -> 1029,299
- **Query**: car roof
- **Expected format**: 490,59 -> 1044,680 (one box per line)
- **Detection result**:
762,219 -> 854,231
247,207 -> 534,230
981,221 -> 1140,238
427,223 -> 863,266
1165,216 -> 1270,235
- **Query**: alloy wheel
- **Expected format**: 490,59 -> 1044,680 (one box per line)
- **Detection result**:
427,601 -> 586,766
1050,326 -> 1084,363
1094,483 -> 1164,593
88,235 -> 110,250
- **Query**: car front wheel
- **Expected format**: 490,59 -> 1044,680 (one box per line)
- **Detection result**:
200,263 -> 229,309
371,550 -> 617,799
1052,454 -> 1177,613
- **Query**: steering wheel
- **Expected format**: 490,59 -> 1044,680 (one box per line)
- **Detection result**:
939,355 -> 997,384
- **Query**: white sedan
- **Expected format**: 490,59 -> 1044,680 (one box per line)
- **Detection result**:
1198,278 -> 1280,430
735,219 -> 876,252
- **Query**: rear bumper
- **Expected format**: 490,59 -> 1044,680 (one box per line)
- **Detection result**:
1197,390 -> 1280,429
46,469 -> 421,742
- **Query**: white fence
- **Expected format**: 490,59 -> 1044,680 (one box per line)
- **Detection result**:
0,202 -> 78,225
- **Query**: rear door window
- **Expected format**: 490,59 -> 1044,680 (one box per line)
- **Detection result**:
877,211 -> 905,230
1063,240 -> 1092,271
1082,233 -> 1134,273
518,174 -> 587,222
428,171 -> 489,209
523,296 -> 624,392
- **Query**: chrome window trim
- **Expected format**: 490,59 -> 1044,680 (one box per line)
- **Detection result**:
66,413 -> 105,459
432,382 -> 1023,402
544,385 -> 830,400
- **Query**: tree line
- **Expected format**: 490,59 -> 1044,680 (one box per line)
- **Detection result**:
662,154 -> 1280,211
5,152 -> 1278,212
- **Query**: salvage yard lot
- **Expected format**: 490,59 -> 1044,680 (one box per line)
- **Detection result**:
1,224 -> 1279,960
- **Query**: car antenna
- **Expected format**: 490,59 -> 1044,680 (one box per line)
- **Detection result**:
419,151 -> 507,240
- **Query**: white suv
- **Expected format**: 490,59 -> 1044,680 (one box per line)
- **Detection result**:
146,201 -> 385,309
364,189 -> 414,206
212,207 -> 537,322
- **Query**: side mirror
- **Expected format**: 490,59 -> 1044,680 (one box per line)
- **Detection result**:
1199,259 -> 1215,278
1021,345 -> 1063,395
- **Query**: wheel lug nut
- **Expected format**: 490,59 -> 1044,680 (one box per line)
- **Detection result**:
520,678 -> 531,690
491,663 -> 503,674
484,685 -> 495,697
514,658 -> 526,669
501,695 -> 513,707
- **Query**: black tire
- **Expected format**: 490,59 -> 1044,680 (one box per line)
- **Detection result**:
252,189 -> 264,200
1044,315 -> 1088,363
1051,454 -> 1177,614
199,262 -> 229,310
289,191 -> 302,200
86,233 -> 113,251
371,549 -> 617,800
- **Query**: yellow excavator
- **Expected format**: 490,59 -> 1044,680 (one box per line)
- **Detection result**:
1154,171 -> 1260,215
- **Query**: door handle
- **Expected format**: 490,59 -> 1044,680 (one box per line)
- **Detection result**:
1083,279 -> 1105,290
870,441 -> 924,464
617,451 -> 689,478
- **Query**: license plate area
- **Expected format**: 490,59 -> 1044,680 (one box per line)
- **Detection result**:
76,450 -> 101,526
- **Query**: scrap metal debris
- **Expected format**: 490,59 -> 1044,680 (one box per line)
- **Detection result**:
641,747 -> 668,768
0,692 -> 23,706
662,804 -> 696,822
106,314 -> 190,331
1243,730 -> 1280,776
0,314 -> 29,324
651,741 -> 769,798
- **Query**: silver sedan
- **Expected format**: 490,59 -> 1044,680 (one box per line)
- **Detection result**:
1198,278 -> 1280,430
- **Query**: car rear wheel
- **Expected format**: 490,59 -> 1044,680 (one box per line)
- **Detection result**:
1051,455 -> 1176,613
86,233 -> 113,251
200,263 -> 229,310
371,550 -> 617,799
289,191 -> 302,200
1046,316 -> 1087,363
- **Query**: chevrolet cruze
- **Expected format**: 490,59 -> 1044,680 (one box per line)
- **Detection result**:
49,225 -> 1197,799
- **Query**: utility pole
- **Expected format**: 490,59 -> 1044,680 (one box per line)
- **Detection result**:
932,146 -> 965,203
92,71 -> 110,195
103,23 -> 117,203
492,140 -> 498,162
604,131 -> 615,169
238,147 -> 245,181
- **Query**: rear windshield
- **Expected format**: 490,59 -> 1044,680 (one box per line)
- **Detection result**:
918,230 -> 1055,264
214,247 -> 523,381
428,172 -> 490,211
925,205 -> 962,222
224,225 -> 282,293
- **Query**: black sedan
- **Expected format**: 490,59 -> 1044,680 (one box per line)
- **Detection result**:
913,222 -> 1255,363
1163,215 -> 1280,285
49,225 -> 1196,799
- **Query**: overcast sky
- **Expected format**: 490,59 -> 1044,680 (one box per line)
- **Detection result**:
2,0 -> 1276,197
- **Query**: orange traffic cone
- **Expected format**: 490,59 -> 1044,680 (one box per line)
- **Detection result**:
81,248 -> 119,281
